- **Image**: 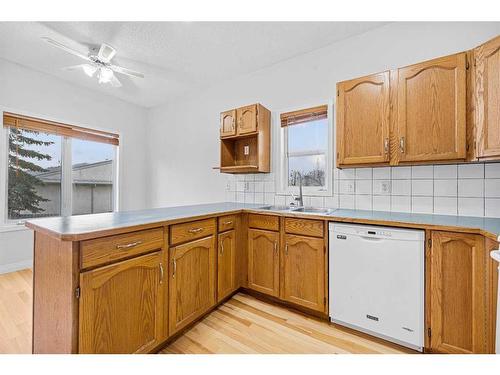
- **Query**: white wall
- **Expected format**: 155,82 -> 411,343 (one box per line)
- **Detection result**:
146,22 -> 500,215
0,58 -> 148,273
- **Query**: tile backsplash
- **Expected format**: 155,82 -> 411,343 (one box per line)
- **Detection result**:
224,163 -> 500,218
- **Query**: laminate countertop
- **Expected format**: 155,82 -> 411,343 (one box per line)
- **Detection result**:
26,202 -> 500,243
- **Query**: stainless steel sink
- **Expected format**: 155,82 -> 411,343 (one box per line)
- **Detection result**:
292,207 -> 335,215
259,205 -> 335,215
259,205 -> 295,211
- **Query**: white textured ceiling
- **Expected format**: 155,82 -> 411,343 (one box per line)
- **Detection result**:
0,22 -> 388,108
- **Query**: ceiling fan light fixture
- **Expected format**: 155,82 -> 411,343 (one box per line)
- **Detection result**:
82,64 -> 97,77
98,67 -> 114,84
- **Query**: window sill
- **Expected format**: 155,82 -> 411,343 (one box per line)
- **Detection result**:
0,224 -> 31,234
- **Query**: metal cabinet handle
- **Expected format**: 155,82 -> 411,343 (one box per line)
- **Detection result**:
399,137 -> 405,154
172,259 -> 177,279
159,263 -> 164,284
116,240 -> 142,249
285,243 -> 289,255
274,241 -> 278,255
223,221 -> 233,225
221,240 -> 224,255
188,228 -> 203,234
384,138 -> 389,154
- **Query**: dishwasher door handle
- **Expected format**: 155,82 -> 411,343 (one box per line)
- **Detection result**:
358,235 -> 385,242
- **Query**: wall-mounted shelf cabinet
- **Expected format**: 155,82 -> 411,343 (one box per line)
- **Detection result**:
219,103 -> 271,174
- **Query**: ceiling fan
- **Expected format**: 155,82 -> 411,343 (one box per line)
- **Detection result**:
42,37 -> 145,87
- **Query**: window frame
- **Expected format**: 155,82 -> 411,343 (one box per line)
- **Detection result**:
1,108 -> 120,226
276,103 -> 333,198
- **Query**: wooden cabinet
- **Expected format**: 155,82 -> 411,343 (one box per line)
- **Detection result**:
428,231 -> 489,354
169,236 -> 216,334
220,109 -> 236,138
237,104 -> 258,135
248,228 -> 280,297
336,71 -> 390,167
218,230 -> 237,302
282,234 -> 326,312
78,252 -> 165,354
219,103 -> 270,174
474,35 -> 500,159
396,53 -> 466,163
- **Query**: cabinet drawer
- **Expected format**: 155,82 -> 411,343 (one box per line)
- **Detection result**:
285,218 -> 324,238
218,215 -> 236,232
170,218 -> 216,246
248,214 -> 279,231
81,228 -> 164,269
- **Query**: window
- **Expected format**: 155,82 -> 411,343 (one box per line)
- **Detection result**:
279,105 -> 331,195
4,112 -> 118,221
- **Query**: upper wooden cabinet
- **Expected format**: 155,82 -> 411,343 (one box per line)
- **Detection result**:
474,35 -> 500,159
79,252 -> 165,354
219,103 -> 271,174
237,104 -> 258,135
337,71 -> 390,166
169,236 -> 216,335
397,53 -> 466,163
220,109 -> 236,138
428,231 -> 490,354
248,228 -> 280,297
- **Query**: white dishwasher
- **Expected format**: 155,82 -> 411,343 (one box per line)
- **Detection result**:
329,222 -> 424,351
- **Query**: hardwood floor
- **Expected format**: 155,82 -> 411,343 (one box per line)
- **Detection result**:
0,269 -> 32,354
160,293 -> 413,354
0,270 -> 411,354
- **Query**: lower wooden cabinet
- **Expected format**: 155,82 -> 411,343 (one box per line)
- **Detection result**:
248,228 -> 280,297
428,231 -> 490,353
78,252 -> 165,354
169,236 -> 216,335
217,230 -> 237,302
282,234 -> 326,312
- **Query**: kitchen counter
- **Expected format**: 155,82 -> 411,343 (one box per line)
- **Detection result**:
26,202 -> 500,242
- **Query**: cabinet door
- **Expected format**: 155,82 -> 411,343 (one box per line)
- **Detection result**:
248,229 -> 279,297
79,252 -> 164,354
397,53 -> 466,162
429,231 -> 488,353
475,35 -> 500,159
169,236 -> 216,334
220,109 -> 236,138
218,230 -> 237,302
236,104 -> 257,135
337,71 -> 390,166
282,234 -> 325,312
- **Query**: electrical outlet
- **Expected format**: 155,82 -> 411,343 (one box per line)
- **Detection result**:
244,182 -> 250,192
380,180 -> 391,194
347,182 -> 355,193
243,145 -> 250,155
226,181 -> 231,191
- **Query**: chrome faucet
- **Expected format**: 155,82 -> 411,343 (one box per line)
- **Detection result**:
290,171 -> 304,208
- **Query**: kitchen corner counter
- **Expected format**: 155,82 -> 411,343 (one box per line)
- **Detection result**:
26,202 -> 500,243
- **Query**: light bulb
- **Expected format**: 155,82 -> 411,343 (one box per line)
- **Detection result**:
98,67 -> 113,83
82,64 -> 97,77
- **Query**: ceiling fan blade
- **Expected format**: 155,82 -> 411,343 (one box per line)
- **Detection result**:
109,64 -> 145,79
42,37 -> 91,62
63,63 -> 97,77
97,43 -> 117,63
110,74 -> 122,88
